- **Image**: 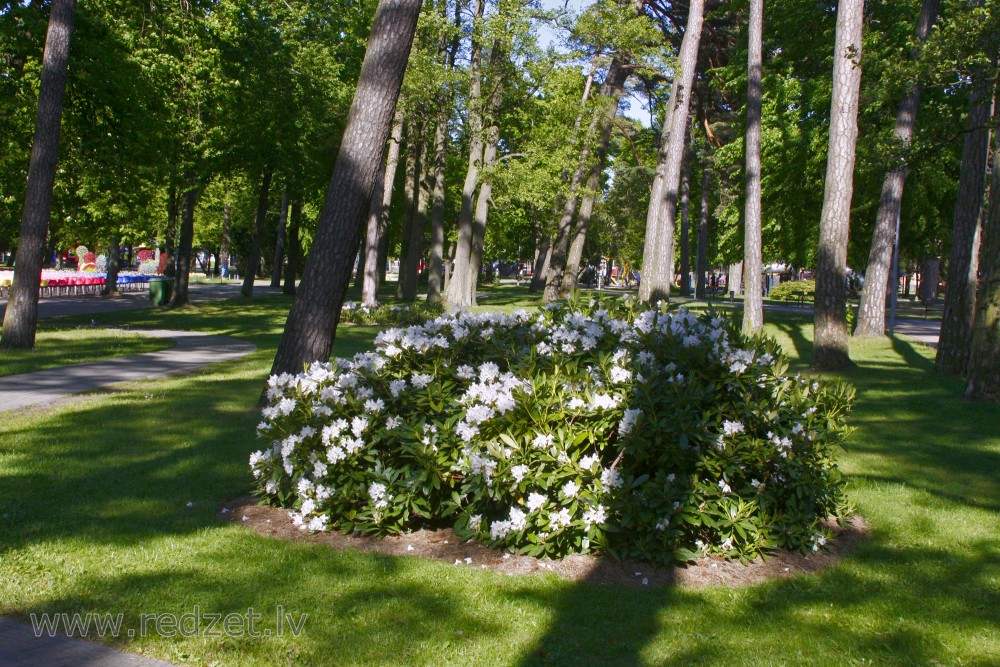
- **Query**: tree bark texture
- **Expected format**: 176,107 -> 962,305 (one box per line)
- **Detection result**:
562,64 -> 629,295
639,0 -> 705,304
530,233 -> 551,292
164,181 -> 179,278
444,0 -> 485,308
396,126 -> 420,299
171,184 -> 197,306
919,256 -> 939,301
937,81 -> 993,375
241,168 -> 273,298
695,166 -> 710,299
101,234 -> 121,296
221,201 -> 232,275
283,196 -> 301,296
545,60 -> 626,301
965,125 -> 1000,400
269,0 -> 423,377
271,188 -> 290,288
362,107 -> 404,306
855,0 -> 938,338
427,108 -> 448,304
468,121 -> 499,306
813,0 -> 863,370
679,135 -> 692,297
1,0 -> 76,349
742,0 -> 764,334
402,134 -> 431,301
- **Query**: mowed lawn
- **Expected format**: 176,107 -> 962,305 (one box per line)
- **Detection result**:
0,289 -> 997,666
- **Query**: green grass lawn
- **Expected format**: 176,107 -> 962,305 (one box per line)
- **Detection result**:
0,294 -> 997,665
0,327 -> 173,377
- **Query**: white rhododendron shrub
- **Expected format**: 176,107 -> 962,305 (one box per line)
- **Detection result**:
250,297 -> 854,565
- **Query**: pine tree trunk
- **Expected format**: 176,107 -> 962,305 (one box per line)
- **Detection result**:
241,168 -> 273,298
283,196 -> 301,295
679,135 -> 692,297
919,256 -> 939,301
937,81 -> 993,375
271,188 -> 289,288
397,128 -> 420,299
966,127 -> 1000,400
695,166 -> 710,299
639,0 -> 705,304
362,107 -> 404,306
530,234 -> 551,292
855,0 -> 939,338
445,0 -> 485,308
468,122 -> 499,306
101,234 -> 121,296
171,184 -> 197,306
562,63 -> 629,295
1,0 -> 76,349
403,135 -> 431,302
164,181 -> 179,278
220,200 -> 232,278
427,0 -> 460,305
813,0 -> 864,370
427,110 -> 448,303
742,0 -> 764,334
269,0 -> 423,377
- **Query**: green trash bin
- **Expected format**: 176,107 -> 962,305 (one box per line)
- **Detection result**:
148,277 -> 174,306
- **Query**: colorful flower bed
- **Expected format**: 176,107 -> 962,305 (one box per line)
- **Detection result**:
251,297 -> 854,565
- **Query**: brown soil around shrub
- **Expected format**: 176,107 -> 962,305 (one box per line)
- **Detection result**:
220,496 -> 868,589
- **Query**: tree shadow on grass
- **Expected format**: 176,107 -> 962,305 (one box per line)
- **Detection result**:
512,536 -> 999,665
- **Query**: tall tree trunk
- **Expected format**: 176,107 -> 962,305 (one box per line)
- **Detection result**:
271,188 -> 289,288
639,0 -> 705,304
283,196 -> 302,295
1,0 -> 76,349
101,234 -> 121,296
427,111 -> 448,304
427,6 -> 461,305
856,0 -> 939,337
403,134 -> 431,301
937,81 -> 993,375
534,69 -> 595,296
445,0 -> 485,307
468,122 -> 499,306
164,181 -> 179,278
966,126 -> 1000,399
530,233 -> 551,292
220,200 -> 232,278
241,168 -> 273,298
545,63 -> 622,302
919,256 -> 939,301
397,126 -> 420,299
171,184 -> 197,306
695,166 -> 710,299
813,0 -> 864,370
679,133 -> 692,297
562,64 -> 629,295
742,0 -> 764,333
269,0 -> 422,378
361,107 -> 404,306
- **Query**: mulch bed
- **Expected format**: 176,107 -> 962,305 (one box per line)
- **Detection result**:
220,496 -> 868,589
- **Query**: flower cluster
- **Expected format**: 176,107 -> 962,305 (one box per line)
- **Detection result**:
250,296 -> 853,565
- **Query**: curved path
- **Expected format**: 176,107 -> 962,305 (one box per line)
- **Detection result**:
0,329 -> 256,414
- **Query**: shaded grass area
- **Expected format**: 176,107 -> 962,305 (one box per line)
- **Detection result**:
0,327 -> 173,377
0,297 -> 997,665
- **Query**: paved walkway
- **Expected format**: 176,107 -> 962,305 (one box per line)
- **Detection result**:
0,281 -> 283,321
0,329 -> 256,413
0,618 -> 176,666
